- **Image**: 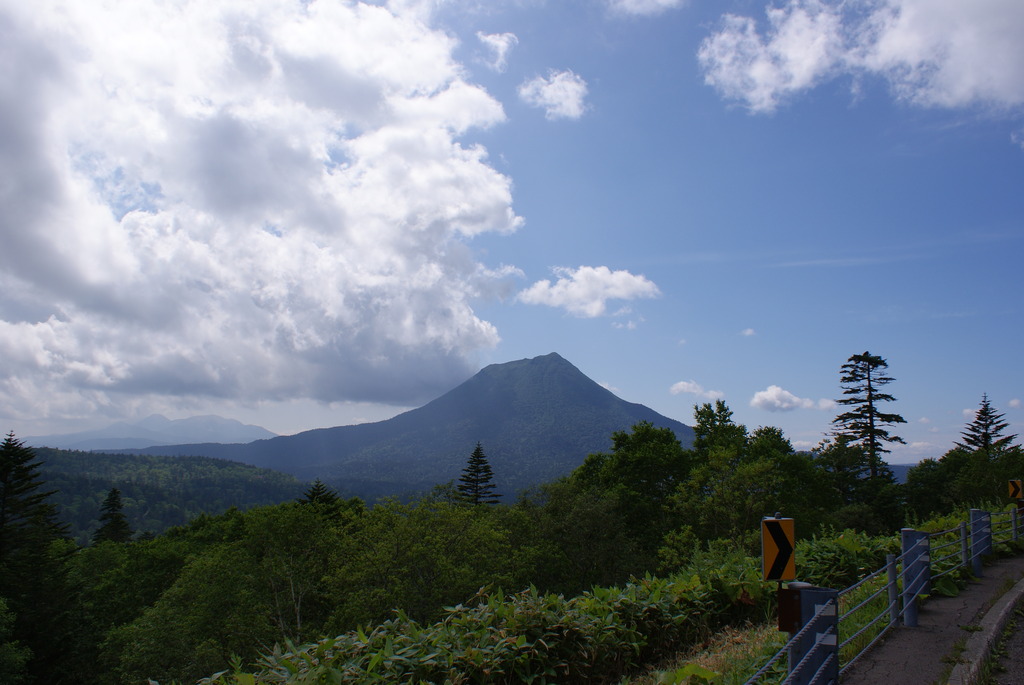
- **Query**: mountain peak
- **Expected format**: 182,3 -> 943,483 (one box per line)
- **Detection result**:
123,354 -> 693,500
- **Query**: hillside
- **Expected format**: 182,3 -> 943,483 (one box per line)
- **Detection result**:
36,448 -> 306,544
123,353 -> 695,499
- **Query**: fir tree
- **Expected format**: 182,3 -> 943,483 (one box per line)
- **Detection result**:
298,478 -> 341,507
0,432 -> 70,682
92,487 -> 133,544
456,443 -> 501,505
956,393 -> 1017,461
0,432 -> 67,585
831,351 -> 906,479
297,479 -> 362,522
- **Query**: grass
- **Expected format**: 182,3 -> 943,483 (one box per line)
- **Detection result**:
978,605 -> 1023,684
626,622 -> 787,685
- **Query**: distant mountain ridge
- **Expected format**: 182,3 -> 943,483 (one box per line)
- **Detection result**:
123,353 -> 696,500
27,414 -> 277,451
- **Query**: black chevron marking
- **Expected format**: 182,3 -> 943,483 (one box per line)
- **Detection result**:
766,520 -> 794,580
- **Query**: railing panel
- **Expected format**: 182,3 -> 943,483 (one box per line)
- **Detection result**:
745,506 -> 1016,684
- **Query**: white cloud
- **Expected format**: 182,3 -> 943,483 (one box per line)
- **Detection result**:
607,0 -> 687,16
517,266 -> 660,317
670,380 -> 725,401
699,0 -> 844,113
477,31 -> 518,72
1011,398 -> 1022,409
518,70 -> 589,120
741,328 -> 756,336
0,0 -> 524,424
897,441 -> 937,459
750,384 -> 832,412
699,0 -> 1024,113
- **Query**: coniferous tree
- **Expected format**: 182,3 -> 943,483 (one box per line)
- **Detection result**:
92,487 -> 133,544
0,432 -> 70,683
831,351 -> 906,479
956,393 -> 1017,461
297,479 -> 364,523
298,478 -> 341,507
456,443 -> 500,505
0,432 -> 67,589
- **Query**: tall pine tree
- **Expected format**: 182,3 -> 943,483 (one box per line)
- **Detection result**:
92,487 -> 133,544
831,351 -> 906,479
457,443 -> 500,505
0,432 -> 70,683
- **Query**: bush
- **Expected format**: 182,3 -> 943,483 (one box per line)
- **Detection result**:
199,565 -> 773,685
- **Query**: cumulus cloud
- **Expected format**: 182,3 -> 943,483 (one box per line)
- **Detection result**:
750,385 -> 833,412
607,0 -> 687,16
0,0 -> 524,424
741,328 -> 756,336
517,266 -> 660,317
670,380 -> 724,401
477,31 -> 518,72
699,0 -> 1024,113
1011,398 -> 1021,409
518,70 -> 589,120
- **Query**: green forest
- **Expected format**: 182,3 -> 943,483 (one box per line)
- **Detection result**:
37,450 -> 307,545
1,352 -> 1022,684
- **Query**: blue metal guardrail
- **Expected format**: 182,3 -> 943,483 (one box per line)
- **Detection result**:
743,507 -> 1023,685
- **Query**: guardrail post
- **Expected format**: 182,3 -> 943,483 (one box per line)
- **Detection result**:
960,521 -> 969,571
1014,508 -> 1020,542
786,584 -> 838,685
970,509 -> 991,576
886,553 -> 899,627
901,529 -> 929,628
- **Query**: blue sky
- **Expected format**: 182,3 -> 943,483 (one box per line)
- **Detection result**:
1,0 -> 1022,463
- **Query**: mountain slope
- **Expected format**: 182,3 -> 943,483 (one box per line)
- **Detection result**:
27,414 -> 276,451
127,353 -> 695,499
36,448 -> 305,544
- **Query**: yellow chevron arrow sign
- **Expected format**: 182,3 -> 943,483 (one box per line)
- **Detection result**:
762,517 -> 795,582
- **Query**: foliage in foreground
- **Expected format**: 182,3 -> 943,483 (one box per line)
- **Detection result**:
200,555 -> 774,685
194,531 -> 902,685
204,516 -> 1007,685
